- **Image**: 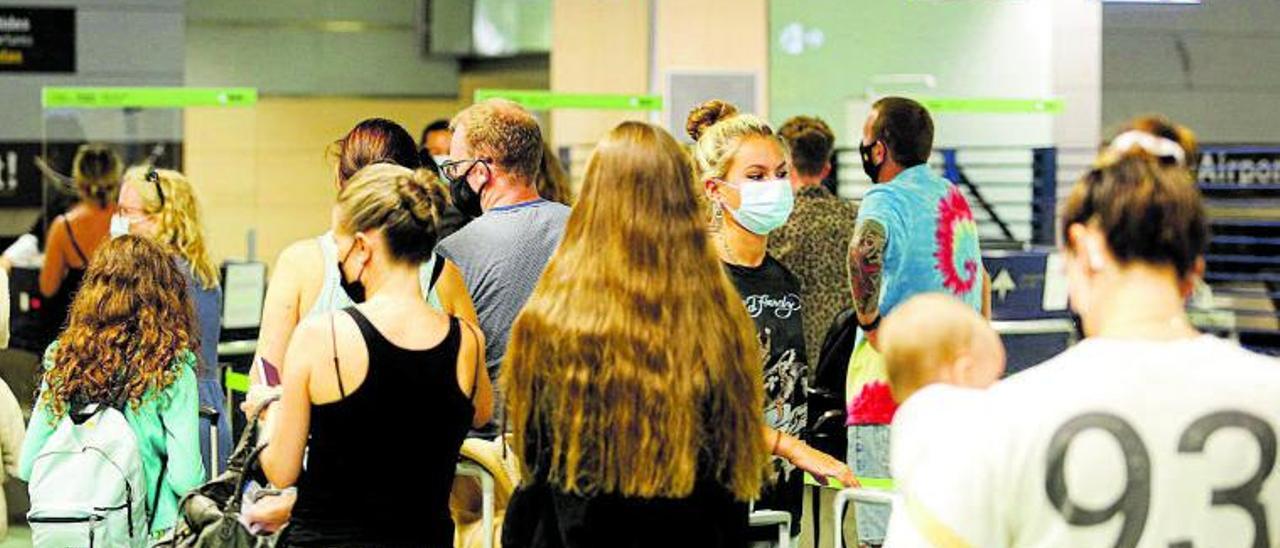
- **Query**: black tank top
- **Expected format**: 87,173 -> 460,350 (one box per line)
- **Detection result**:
40,216 -> 89,346
285,307 -> 475,547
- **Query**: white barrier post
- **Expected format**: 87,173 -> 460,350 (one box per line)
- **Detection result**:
833,488 -> 896,548
455,461 -> 496,548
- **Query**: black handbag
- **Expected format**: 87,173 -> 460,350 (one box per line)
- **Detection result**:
155,398 -> 278,548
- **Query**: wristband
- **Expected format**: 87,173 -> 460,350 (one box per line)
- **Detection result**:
858,314 -> 882,332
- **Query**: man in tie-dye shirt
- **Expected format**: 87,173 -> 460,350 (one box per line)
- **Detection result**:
845,97 -> 991,546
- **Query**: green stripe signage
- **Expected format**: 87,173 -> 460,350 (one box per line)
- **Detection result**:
917,97 -> 1063,114
474,89 -> 663,111
472,89 -> 1054,115
42,87 -> 258,108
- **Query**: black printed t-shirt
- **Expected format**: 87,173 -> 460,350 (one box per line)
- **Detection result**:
725,254 -> 809,537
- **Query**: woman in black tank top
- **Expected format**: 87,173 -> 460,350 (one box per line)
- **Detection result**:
254,164 -> 492,547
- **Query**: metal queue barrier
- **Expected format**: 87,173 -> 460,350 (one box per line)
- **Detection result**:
454,461 -> 496,548
833,488 -> 899,548
748,503 -> 792,548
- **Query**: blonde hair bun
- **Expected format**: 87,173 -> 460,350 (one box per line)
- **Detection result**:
396,168 -> 448,229
685,99 -> 739,141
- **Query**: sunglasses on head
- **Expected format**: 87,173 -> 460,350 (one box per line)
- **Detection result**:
146,166 -> 166,209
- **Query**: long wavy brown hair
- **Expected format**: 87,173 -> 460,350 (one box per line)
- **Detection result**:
42,235 -> 196,418
503,121 -> 768,501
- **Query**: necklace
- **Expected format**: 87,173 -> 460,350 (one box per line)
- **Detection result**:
718,229 -> 741,266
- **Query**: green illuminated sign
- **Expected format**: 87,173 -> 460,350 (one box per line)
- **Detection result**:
42,87 -> 258,108
917,97 -> 1063,114
225,370 -> 250,394
474,89 -> 663,111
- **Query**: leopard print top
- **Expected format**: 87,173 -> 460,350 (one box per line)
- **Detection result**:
767,184 -> 859,369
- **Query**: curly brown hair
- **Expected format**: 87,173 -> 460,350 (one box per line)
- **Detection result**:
42,235 -> 196,418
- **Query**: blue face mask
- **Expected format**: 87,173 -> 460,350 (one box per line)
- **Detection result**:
720,178 -> 795,235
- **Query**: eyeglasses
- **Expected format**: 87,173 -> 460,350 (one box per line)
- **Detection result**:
146,166 -> 166,209
438,158 -> 491,183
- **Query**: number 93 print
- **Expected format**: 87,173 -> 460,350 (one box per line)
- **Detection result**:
1046,411 -> 1275,548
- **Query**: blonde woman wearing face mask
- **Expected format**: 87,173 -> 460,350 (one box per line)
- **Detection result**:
115,165 -> 230,478
255,164 -> 491,546
688,100 -> 856,542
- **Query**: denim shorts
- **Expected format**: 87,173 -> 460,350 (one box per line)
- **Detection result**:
849,424 -> 891,544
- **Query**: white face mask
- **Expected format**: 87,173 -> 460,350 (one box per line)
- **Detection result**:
720,178 -> 795,235
109,214 -> 131,239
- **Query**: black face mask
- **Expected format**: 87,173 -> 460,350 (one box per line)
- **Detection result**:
338,241 -> 366,303
448,160 -> 490,219
860,140 -> 883,183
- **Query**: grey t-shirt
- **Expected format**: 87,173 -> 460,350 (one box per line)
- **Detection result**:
437,198 -> 570,382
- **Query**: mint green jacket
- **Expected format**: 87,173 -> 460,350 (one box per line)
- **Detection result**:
19,343 -> 206,533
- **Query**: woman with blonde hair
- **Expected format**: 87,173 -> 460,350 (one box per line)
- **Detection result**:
20,235 -> 205,539
115,165 -> 229,477
501,121 -> 768,547
687,99 -> 855,541
255,163 -> 491,547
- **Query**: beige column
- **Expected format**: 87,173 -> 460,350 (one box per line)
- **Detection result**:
653,0 -> 769,121
549,0 -> 652,148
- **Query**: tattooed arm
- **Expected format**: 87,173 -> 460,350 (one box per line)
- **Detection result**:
848,218 -> 888,346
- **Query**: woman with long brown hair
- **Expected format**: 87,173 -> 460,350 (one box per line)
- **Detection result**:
19,235 -> 205,538
501,121 -> 768,547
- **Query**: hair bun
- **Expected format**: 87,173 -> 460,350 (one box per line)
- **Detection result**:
395,168 -> 447,228
685,100 -> 739,141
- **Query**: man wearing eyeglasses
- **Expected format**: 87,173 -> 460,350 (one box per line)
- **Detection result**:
436,99 -> 570,436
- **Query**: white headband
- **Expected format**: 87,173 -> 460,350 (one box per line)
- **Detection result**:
1108,130 -> 1186,166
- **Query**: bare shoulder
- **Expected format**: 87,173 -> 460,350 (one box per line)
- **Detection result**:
288,311 -> 356,366
276,238 -> 324,270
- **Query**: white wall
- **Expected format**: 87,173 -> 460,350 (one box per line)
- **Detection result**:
1103,1 -> 1280,143
772,0 -> 1100,243
771,0 -> 1100,149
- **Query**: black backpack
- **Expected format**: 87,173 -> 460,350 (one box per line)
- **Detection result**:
805,307 -> 858,462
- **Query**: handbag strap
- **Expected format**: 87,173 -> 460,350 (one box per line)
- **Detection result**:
219,395 -> 280,510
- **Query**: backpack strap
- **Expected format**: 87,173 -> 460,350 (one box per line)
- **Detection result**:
149,413 -> 169,532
